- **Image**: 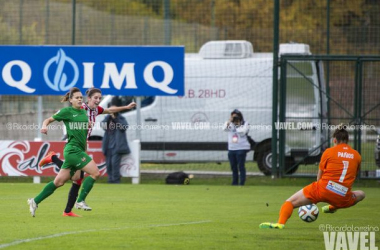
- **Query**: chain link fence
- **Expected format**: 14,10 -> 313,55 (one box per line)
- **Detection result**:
279,55 -> 380,179
0,0 -> 379,175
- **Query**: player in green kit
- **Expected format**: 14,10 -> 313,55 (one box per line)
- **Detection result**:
27,87 -> 100,217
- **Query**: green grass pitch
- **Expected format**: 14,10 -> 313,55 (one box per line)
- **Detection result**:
0,183 -> 379,250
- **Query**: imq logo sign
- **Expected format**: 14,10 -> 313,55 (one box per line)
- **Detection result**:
0,45 -> 184,96
43,49 -> 79,92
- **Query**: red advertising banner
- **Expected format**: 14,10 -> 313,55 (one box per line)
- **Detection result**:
0,141 -> 107,176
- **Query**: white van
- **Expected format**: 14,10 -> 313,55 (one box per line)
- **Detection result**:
90,41 -> 327,175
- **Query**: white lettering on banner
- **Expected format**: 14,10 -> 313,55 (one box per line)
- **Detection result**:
2,60 -> 35,93
82,62 -> 95,88
101,63 -> 137,89
144,61 -> 177,94
1,48 -> 180,94
0,140 -> 109,177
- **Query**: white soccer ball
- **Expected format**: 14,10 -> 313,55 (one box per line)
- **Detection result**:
298,204 -> 319,223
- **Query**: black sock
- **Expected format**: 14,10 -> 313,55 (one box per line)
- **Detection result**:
52,155 -> 64,169
64,183 -> 80,213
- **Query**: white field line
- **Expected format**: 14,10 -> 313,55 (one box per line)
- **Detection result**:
0,220 -> 212,249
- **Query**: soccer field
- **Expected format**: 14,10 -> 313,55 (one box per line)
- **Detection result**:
0,183 -> 379,250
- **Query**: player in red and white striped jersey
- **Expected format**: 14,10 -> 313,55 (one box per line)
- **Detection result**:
39,88 -> 136,217
81,101 -> 104,139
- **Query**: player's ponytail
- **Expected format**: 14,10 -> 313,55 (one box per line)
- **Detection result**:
61,87 -> 81,103
61,92 -> 70,102
332,124 -> 349,143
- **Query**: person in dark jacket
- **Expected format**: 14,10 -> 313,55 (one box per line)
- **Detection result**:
102,97 -> 131,183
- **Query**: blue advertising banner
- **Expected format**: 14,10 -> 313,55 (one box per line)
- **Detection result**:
0,46 -> 184,96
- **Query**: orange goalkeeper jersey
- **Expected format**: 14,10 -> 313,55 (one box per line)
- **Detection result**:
319,143 -> 361,194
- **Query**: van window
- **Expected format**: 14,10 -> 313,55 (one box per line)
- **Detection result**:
224,43 -> 242,57
117,96 -> 155,113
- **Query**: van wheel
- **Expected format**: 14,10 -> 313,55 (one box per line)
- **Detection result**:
256,143 -> 273,176
256,142 -> 299,175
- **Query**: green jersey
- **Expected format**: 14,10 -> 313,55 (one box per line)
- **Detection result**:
52,106 -> 89,151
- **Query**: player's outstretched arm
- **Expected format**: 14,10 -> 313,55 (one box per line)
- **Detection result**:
41,117 -> 56,135
103,102 -> 137,114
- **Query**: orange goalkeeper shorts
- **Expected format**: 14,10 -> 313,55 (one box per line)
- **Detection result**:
303,181 -> 357,208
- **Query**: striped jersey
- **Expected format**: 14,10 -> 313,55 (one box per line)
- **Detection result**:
81,102 -> 104,138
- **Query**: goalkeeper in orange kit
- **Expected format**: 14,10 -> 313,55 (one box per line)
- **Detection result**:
260,125 -> 365,229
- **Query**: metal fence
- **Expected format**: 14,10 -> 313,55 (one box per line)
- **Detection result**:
1,0 -> 380,176
1,0 -> 379,53
278,55 -> 380,179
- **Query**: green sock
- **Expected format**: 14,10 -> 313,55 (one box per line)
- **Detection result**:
34,181 -> 57,204
77,177 -> 96,202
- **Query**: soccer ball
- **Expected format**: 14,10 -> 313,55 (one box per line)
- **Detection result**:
298,204 -> 319,222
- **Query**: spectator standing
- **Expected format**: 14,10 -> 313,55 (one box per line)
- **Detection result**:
223,109 -> 250,186
102,97 -> 131,183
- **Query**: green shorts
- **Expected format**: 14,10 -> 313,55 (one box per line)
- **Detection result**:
61,145 -> 92,177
